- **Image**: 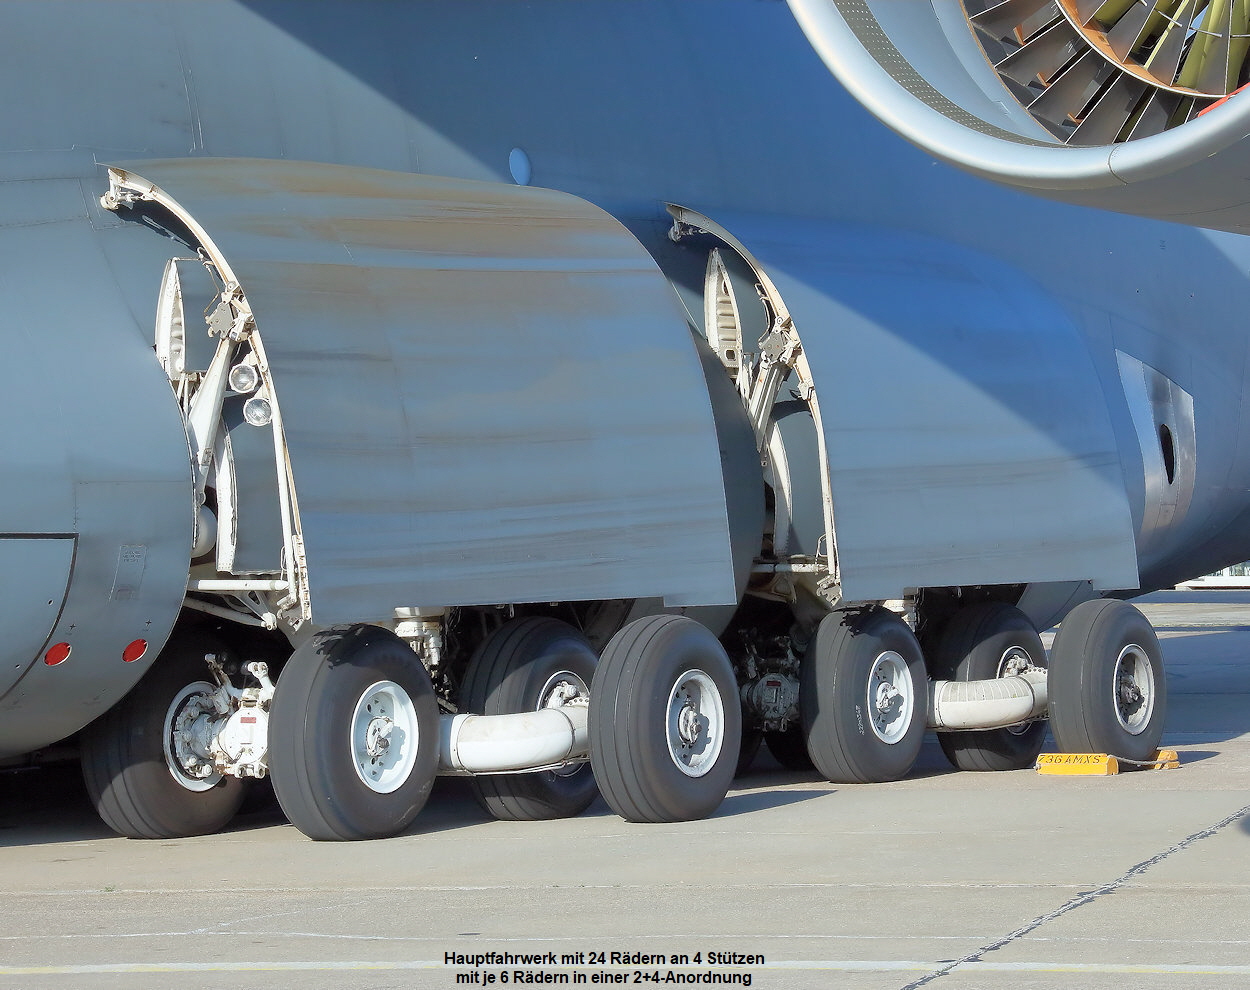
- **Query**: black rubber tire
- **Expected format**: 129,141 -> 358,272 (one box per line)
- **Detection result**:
461,617 -> 598,821
800,606 -> 926,783
735,729 -> 763,777
931,602 -> 1048,772
1048,598 -> 1167,762
589,615 -> 741,823
269,624 -> 440,840
80,633 -> 246,839
765,724 -> 815,771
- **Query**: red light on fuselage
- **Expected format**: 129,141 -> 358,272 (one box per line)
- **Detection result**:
122,639 -> 148,663
44,643 -> 71,666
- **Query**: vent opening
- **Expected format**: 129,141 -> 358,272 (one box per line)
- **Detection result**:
1159,421 -> 1176,484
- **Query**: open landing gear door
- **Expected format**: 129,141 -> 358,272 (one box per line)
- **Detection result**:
102,160 -> 737,619
672,209 -> 1139,602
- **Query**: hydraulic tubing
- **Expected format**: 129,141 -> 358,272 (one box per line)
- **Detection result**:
927,671 -> 1048,731
438,706 -> 590,774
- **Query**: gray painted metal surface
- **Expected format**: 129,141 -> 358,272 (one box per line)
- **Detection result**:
0,180 -> 193,756
707,212 -> 1140,601
2,0 -> 1250,767
112,159 -> 737,618
0,537 -> 74,698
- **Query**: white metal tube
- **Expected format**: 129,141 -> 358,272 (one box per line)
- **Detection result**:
181,597 -> 274,629
438,706 -> 590,773
751,561 -> 826,573
188,579 -> 289,592
927,671 -> 1048,731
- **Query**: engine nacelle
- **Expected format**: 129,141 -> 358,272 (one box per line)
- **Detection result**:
788,0 -> 1250,232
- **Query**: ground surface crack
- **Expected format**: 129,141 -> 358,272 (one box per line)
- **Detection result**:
898,801 -> 1250,989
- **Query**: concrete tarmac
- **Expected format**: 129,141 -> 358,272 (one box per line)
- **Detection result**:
2,591 -> 1249,989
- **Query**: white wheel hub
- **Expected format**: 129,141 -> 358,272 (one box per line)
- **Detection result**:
163,681 -> 224,792
666,669 -> 725,778
866,651 -> 914,745
999,645 -> 1044,736
351,680 -> 421,793
1113,644 -> 1156,735
538,669 -> 590,778
538,670 -> 589,710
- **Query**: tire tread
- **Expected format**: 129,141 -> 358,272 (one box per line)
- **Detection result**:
462,617 -> 598,821
801,607 -> 927,784
80,634 -> 245,839
589,615 -> 738,823
1048,598 -> 1165,761
931,603 -> 1048,773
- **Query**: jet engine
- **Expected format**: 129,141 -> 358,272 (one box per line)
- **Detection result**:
788,0 -> 1250,231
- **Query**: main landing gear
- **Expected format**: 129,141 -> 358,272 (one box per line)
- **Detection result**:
77,595 -> 1166,841
788,596 -> 1165,787
80,613 -> 744,841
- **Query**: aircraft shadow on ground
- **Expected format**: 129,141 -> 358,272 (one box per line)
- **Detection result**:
0,765 -> 114,847
716,787 -> 830,816
0,736 -> 1234,846
0,761 -> 836,847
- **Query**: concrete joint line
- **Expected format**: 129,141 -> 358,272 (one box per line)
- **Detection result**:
899,801 -> 1250,989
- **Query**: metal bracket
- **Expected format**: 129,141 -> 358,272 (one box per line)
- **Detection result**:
667,219 -> 705,242
394,607 -> 447,672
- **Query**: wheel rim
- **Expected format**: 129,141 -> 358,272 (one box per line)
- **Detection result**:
666,669 -> 726,778
163,681 -> 223,792
351,680 -> 421,793
866,651 -> 915,745
1113,643 -> 1157,735
538,669 -> 590,778
998,644 -> 1042,738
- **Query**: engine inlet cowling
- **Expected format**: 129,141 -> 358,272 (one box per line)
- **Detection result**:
787,0 -> 1250,231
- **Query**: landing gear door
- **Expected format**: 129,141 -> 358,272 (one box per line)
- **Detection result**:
680,211 -> 1140,600
102,159 -> 739,618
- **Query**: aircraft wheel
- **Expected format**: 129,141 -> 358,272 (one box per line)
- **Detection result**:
1048,599 -> 1166,761
765,724 -> 814,771
269,624 -> 439,840
80,632 -> 246,839
589,615 -> 740,822
461,617 -> 598,821
800,606 -> 926,783
932,602 -> 1048,771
